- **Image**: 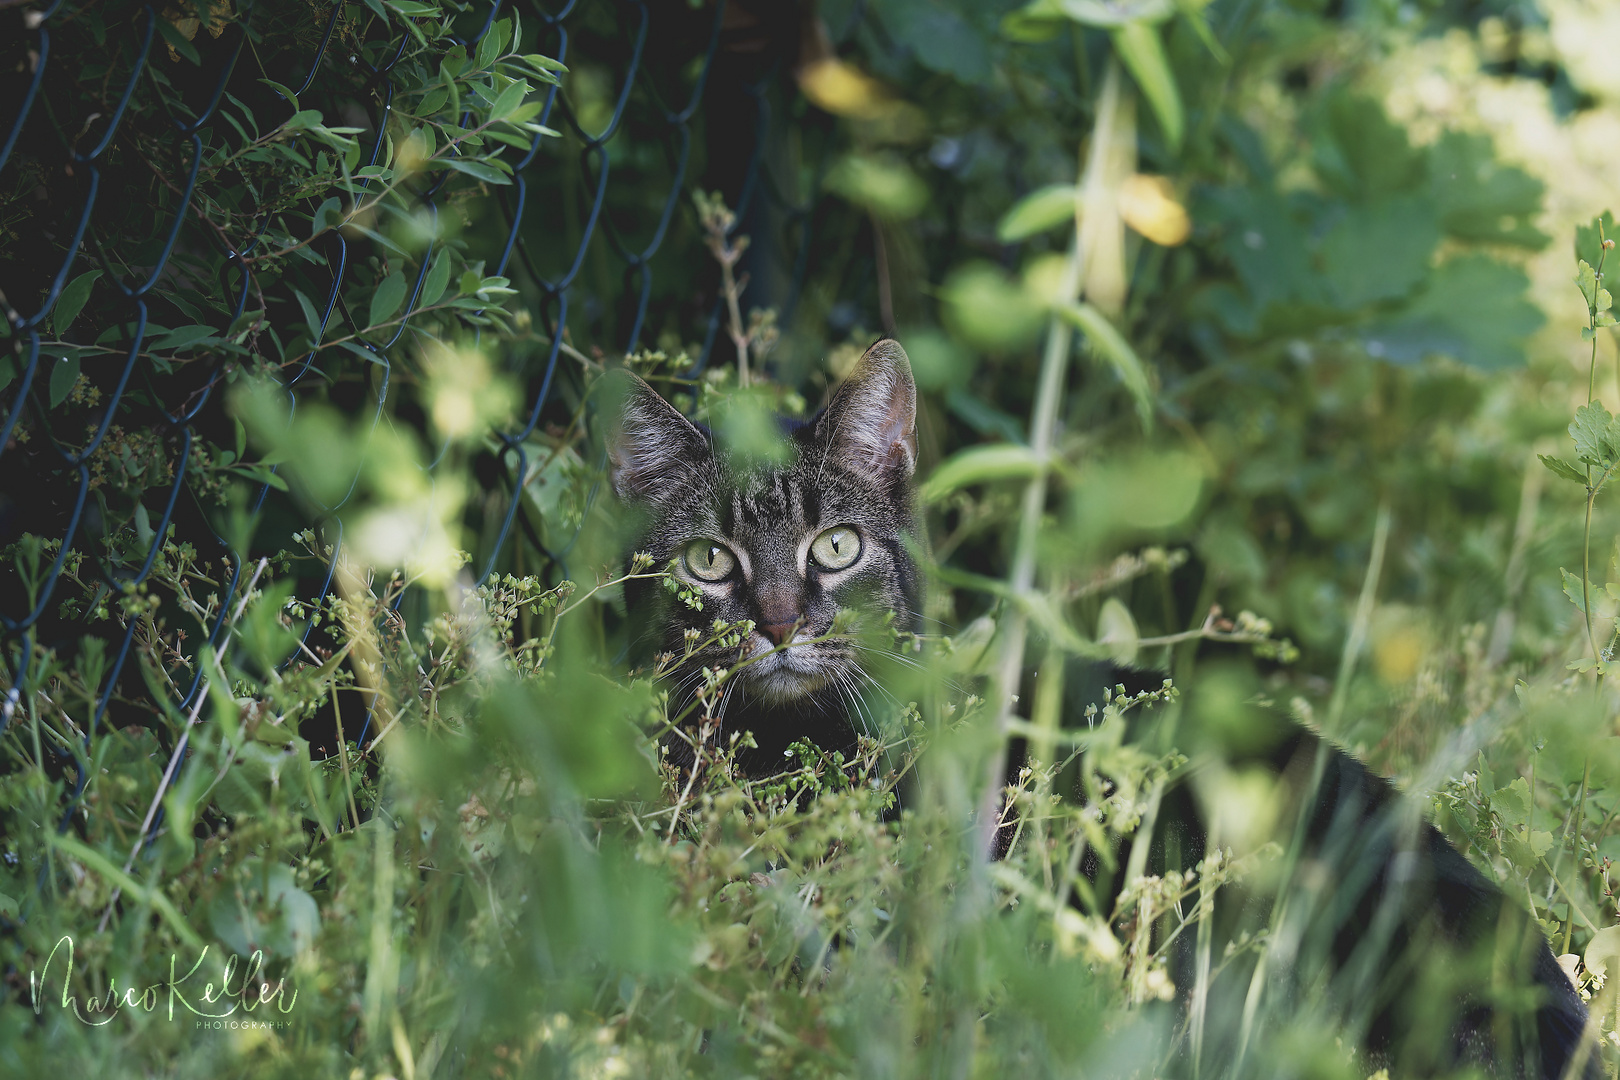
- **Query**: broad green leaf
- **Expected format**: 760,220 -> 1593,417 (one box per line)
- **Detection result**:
1570,400 -> 1619,468
1364,255 -> 1542,370
311,196 -> 343,236
369,271 -> 408,329
421,249 -> 452,307
283,109 -> 324,132
1058,301 -> 1154,431
51,269 -> 101,332
48,353 -> 81,408
416,85 -> 449,117
1492,776 -> 1532,830
1539,454 -> 1587,485
507,102 -> 546,126
1562,568 -> 1596,614
997,184 -> 1080,243
1320,197 -> 1439,308
1576,260 -> 1599,309
1312,91 -> 1426,201
475,21 -> 502,69
1429,132 -> 1546,248
522,53 -> 568,73
1112,22 -> 1182,150
440,44 -> 468,80
489,78 -> 529,122
921,443 -> 1041,503
440,158 -> 512,184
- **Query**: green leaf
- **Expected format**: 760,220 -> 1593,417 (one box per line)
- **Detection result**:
440,158 -> 512,185
1561,568 -> 1595,614
293,288 -> 323,338
1570,400 -> 1620,468
522,53 -> 568,73
311,196 -> 343,237
489,78 -> 529,122
1429,132 -> 1546,248
1539,454 -> 1587,485
475,21 -> 502,69
48,353 -> 80,408
1112,22 -> 1182,150
421,250 -> 452,307
416,85 -> 449,117
259,79 -> 299,109
1492,776 -> 1533,830
152,325 -> 217,351
369,271 -> 408,329
1363,255 -> 1542,371
283,109 -> 325,132
1576,260 -> 1599,309
459,270 -> 483,297
1312,91 -> 1426,201
825,154 -> 929,219
51,269 -> 101,333
1320,197 -> 1439,308
920,443 -> 1041,503
997,185 -> 1080,243
1058,301 -> 1154,431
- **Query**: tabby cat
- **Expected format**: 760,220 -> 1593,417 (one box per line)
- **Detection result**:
606,338 -> 1594,1079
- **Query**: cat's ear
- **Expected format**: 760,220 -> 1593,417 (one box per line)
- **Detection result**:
817,337 -> 917,480
601,371 -> 710,502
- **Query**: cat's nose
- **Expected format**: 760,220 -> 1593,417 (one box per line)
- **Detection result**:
760,622 -> 797,646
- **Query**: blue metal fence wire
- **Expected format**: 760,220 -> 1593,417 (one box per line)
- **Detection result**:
0,0 -> 828,907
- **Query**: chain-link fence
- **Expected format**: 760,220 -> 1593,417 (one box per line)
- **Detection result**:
0,0 -> 852,903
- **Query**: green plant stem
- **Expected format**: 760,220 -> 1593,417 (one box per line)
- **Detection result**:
976,62 -> 1124,865
1581,231 -> 1609,669
1327,499 -> 1391,730
1560,761 -> 1592,955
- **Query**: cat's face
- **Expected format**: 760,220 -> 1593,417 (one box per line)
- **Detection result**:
607,339 -> 921,712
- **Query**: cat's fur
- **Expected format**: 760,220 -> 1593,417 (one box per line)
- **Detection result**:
606,338 -> 1595,1079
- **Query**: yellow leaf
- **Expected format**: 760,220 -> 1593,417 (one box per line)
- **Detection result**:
797,58 -> 894,120
1119,174 -> 1190,245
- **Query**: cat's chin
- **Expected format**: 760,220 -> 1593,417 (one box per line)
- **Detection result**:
747,668 -> 832,704
744,648 -> 840,704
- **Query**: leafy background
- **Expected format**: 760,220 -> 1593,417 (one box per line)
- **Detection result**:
6,0 -> 1620,1076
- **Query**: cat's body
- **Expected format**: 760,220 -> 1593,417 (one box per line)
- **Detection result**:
606,339 -> 1595,1079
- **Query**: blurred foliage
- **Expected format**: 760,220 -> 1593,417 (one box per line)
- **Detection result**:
8,0 -> 1620,1077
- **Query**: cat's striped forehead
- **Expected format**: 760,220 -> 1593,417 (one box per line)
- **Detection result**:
725,468 -> 818,536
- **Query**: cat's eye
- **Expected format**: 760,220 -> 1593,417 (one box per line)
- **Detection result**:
810,526 -> 862,571
683,540 -> 736,582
